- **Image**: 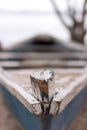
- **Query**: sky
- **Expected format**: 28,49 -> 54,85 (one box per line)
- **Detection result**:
0,0 -> 76,12
0,0 -> 85,48
0,0 -> 57,11
0,0 -> 84,13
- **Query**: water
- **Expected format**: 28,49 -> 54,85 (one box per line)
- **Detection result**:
0,13 -> 69,49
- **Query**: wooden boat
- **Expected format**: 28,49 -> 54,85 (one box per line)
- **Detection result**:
0,52 -> 87,69
0,41 -> 87,130
0,67 -> 87,130
5,35 -> 87,52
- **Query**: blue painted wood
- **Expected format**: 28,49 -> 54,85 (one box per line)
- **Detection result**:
1,85 -> 87,130
9,40 -> 77,52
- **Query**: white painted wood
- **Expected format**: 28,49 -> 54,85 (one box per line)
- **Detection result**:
52,73 -> 87,115
0,68 -> 42,115
0,52 -> 87,60
0,60 -> 86,68
0,67 -> 87,116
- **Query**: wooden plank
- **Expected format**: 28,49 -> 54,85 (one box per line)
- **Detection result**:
0,50 -> 87,129
51,73 -> 87,115
1,84 -> 87,130
7,68 -> 87,74
0,68 -> 42,115
0,60 -> 86,69
0,68 -> 87,115
0,52 -> 87,60
1,68 -> 87,130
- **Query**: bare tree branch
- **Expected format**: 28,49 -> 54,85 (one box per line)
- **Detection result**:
67,0 -> 72,17
67,0 -> 76,22
50,0 -> 86,44
84,29 -> 87,35
82,0 -> 87,25
50,0 -> 71,31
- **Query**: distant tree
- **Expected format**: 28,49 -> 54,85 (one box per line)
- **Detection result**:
50,0 -> 87,44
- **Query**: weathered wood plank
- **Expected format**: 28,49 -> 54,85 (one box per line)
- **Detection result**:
30,70 -> 55,114
0,68 -> 87,116
0,52 -> 87,60
0,60 -> 86,69
0,68 -> 42,115
0,50 -> 87,129
1,80 -> 87,130
51,73 -> 87,115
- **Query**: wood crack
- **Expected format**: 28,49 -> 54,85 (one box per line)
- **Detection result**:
30,69 -> 59,115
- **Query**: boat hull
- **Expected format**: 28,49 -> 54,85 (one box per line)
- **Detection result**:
1,85 -> 87,130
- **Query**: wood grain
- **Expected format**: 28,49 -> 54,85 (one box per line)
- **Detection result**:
0,67 -> 87,116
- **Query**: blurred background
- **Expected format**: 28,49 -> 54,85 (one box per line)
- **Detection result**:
0,0 -> 86,49
0,0 -> 87,130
